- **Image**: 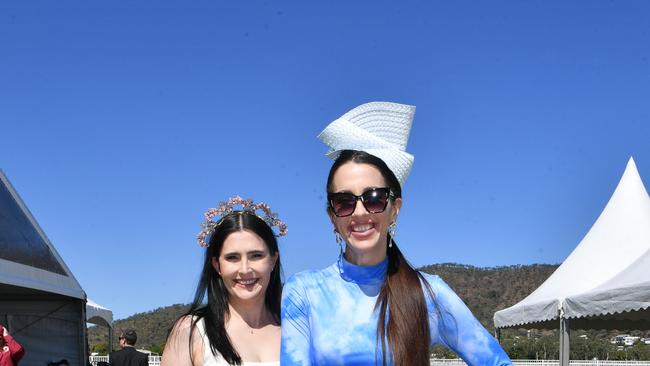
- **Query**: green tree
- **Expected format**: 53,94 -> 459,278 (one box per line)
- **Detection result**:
150,342 -> 165,356
431,345 -> 458,359
92,342 -> 109,355
628,342 -> 650,360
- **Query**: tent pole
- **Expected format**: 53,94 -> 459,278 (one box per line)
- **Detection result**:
109,325 -> 113,355
494,328 -> 502,344
80,300 -> 88,366
559,316 -> 570,366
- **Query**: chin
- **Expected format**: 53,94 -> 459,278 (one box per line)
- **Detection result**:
229,286 -> 265,302
236,293 -> 263,302
346,236 -> 383,252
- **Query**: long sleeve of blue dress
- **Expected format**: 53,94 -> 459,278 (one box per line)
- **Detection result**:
281,257 -> 512,366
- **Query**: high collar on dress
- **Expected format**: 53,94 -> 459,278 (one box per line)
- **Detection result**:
338,255 -> 388,285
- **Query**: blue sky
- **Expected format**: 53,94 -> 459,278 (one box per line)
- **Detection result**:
2,1 -> 650,320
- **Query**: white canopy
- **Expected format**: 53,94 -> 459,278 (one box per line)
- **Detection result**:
86,298 -> 113,328
563,246 -> 650,329
494,157 -> 650,329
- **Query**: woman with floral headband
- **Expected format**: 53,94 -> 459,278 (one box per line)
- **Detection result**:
163,196 -> 286,366
280,102 -> 512,366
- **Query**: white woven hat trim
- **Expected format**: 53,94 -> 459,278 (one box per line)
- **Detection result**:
317,101 -> 416,186
340,101 -> 415,150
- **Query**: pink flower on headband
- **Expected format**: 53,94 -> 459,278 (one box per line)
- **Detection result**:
196,195 -> 288,247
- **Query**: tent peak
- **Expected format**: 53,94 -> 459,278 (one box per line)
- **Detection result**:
625,156 -> 637,172
616,157 -> 646,198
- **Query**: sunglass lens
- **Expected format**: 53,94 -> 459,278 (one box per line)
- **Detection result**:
331,194 -> 356,217
362,189 -> 389,213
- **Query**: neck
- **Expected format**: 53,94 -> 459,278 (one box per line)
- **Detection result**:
228,296 -> 273,328
344,244 -> 387,266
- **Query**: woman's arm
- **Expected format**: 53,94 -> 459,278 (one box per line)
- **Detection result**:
280,274 -> 312,366
1,326 -> 25,363
161,316 -> 203,366
7,335 -> 25,363
426,275 -> 512,366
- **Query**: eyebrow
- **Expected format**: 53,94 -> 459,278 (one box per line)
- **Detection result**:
222,249 -> 266,256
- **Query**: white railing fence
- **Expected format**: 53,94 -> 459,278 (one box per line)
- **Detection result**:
89,355 -> 161,366
430,360 -> 650,366
90,356 -> 650,366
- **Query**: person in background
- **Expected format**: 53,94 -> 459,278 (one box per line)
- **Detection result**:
0,324 -> 24,366
109,329 -> 148,366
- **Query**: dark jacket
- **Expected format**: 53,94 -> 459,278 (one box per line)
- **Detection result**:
109,347 -> 148,366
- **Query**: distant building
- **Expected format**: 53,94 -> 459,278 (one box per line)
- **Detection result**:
610,335 -> 640,346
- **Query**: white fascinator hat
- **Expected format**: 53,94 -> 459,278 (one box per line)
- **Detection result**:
317,101 -> 416,187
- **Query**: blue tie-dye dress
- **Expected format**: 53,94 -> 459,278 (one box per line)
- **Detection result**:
281,256 -> 512,366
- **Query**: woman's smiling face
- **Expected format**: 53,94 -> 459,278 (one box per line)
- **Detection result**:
329,162 -> 401,265
212,229 -> 278,304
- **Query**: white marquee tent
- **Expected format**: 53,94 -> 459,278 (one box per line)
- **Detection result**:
86,298 -> 114,352
494,157 -> 650,365
564,246 -> 650,329
0,170 -> 87,366
86,298 -> 113,328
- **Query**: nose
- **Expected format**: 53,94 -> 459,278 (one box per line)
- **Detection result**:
239,258 -> 252,274
354,197 -> 369,215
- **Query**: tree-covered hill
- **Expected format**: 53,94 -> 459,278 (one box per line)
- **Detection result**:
88,303 -> 189,354
419,262 -> 559,332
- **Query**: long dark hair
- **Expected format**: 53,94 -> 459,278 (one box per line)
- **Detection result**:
169,212 -> 282,365
327,150 -> 437,366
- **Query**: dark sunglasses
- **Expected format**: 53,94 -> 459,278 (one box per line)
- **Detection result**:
328,187 -> 394,217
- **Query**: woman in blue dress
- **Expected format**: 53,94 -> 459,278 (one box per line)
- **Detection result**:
280,102 -> 512,366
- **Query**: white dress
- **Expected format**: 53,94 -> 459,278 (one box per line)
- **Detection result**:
196,318 -> 280,366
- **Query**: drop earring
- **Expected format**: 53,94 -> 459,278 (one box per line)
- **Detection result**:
334,229 -> 343,256
388,222 -> 397,248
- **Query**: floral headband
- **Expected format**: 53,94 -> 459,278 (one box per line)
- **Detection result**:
197,195 -> 288,247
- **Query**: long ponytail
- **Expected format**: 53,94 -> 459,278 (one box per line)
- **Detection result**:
376,237 -> 434,366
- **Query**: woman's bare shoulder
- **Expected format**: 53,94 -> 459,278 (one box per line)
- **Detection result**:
162,315 -> 204,366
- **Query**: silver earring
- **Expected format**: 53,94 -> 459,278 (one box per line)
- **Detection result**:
334,229 -> 343,255
334,229 -> 343,244
388,222 -> 397,248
